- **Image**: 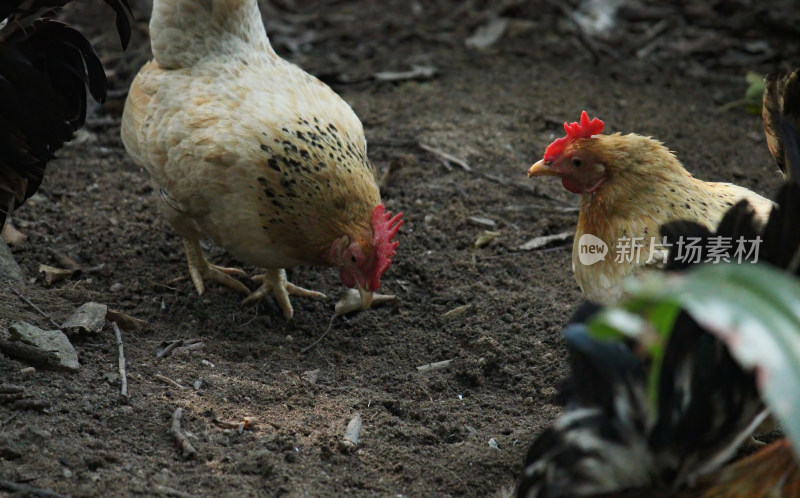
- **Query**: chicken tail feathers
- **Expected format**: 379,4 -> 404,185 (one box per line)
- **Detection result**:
0,0 -> 132,222
516,315 -> 763,498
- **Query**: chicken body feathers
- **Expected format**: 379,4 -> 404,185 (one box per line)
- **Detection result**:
121,0 -> 380,270
570,134 -> 773,305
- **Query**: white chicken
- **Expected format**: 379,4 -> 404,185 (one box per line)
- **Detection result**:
121,0 -> 402,319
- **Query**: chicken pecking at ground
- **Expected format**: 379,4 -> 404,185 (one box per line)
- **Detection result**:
121,0 -> 402,319
527,110 -> 775,305
0,0 -> 132,230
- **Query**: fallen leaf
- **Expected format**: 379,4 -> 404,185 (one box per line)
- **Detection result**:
106,309 -> 148,331
474,230 -> 500,248
335,289 -> 397,316
38,264 -> 76,285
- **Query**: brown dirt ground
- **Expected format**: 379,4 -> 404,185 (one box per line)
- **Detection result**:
1,1 -> 798,496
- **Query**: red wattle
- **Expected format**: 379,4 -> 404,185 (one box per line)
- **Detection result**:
561,176 -> 584,194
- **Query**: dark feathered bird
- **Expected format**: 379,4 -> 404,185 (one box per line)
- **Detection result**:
0,0 -> 133,228
516,310 -> 765,498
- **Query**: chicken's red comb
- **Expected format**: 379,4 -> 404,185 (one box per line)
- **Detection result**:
543,111 -> 604,162
369,204 -> 403,290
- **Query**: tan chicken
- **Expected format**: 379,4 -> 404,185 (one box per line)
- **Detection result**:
121,0 -> 402,319
527,111 -> 773,305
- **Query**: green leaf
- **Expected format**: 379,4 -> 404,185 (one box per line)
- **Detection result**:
718,71 -> 765,115
589,298 -> 682,411
629,264 -> 800,458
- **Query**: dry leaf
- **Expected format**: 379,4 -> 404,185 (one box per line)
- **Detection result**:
1,223 -> 26,245
107,309 -> 148,331
334,289 -> 397,316
474,230 -> 500,248
518,231 -> 573,251
38,264 -> 76,285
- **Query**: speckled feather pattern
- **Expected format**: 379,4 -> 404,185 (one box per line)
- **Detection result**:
571,133 -> 773,305
121,0 -> 380,269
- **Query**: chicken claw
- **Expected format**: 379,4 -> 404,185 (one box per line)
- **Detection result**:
244,269 -> 326,319
183,240 -> 249,296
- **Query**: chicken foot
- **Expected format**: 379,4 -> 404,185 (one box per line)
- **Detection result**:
243,268 -> 326,319
183,239 -> 250,296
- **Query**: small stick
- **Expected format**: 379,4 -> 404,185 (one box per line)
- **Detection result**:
0,340 -> 61,368
0,392 -> 24,402
46,247 -> 81,271
300,314 -> 336,354
0,384 -> 24,394
416,360 -> 453,372
418,142 -> 472,171
154,485 -> 193,498
157,338 -> 203,358
113,322 -> 128,400
8,399 -> 49,412
0,479 -> 70,498
2,411 -> 19,426
338,412 -> 363,453
9,287 -> 60,330
155,374 -> 185,390
171,408 -> 196,460
157,340 -> 182,358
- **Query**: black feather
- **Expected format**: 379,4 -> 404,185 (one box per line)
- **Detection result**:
0,0 -> 133,227
517,317 -> 762,498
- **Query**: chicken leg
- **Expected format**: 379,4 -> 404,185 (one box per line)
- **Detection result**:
243,269 -> 326,319
183,239 -> 250,296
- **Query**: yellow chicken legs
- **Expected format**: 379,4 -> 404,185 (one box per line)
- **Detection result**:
182,240 -> 325,319
245,269 -> 326,319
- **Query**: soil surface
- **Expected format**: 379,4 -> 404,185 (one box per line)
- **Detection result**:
1,1 -> 798,497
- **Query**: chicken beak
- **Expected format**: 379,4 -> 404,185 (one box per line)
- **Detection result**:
358,286 -> 374,309
528,159 -> 559,177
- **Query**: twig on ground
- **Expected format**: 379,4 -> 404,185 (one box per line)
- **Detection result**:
300,314 -> 336,354
0,392 -> 24,402
9,287 -> 61,330
212,416 -> 256,434
157,338 -> 204,358
106,309 -> 148,331
0,340 -> 61,367
1,411 -> 19,426
0,479 -> 70,498
155,374 -> 185,390
113,322 -> 128,401
518,231 -> 573,251
416,360 -> 453,373
338,412 -> 363,453
418,142 -> 472,171
171,408 -> 197,460
154,484 -> 194,498
46,248 -> 81,271
7,399 -> 49,412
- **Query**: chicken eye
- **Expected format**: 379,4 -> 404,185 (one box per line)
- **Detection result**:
351,256 -> 357,263
572,158 -> 582,168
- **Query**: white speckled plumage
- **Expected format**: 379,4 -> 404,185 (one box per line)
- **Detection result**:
121,0 -> 382,316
